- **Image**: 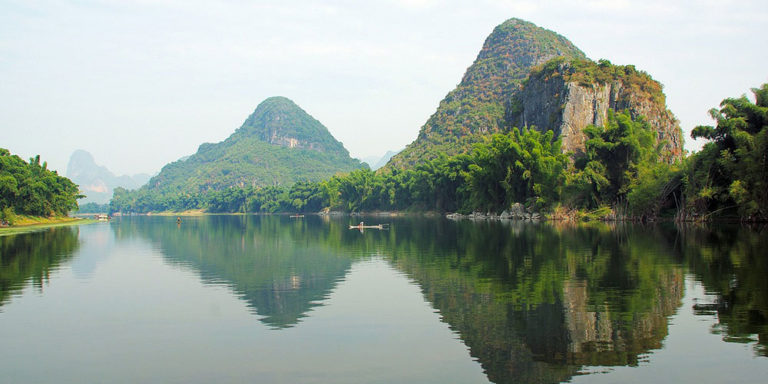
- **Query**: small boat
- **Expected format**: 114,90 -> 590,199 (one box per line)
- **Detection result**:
348,221 -> 389,231
290,214 -> 305,218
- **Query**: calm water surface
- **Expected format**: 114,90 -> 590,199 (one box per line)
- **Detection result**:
0,216 -> 766,383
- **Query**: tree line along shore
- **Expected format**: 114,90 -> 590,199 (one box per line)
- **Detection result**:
3,83 -> 767,224
107,84 -> 767,223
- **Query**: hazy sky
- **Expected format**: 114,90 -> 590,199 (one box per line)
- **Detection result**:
2,0 -> 766,176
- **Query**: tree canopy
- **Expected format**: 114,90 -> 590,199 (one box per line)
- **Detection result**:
687,83 -> 768,219
0,149 -> 81,222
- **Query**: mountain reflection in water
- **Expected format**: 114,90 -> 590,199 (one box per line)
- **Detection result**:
106,216 -> 767,383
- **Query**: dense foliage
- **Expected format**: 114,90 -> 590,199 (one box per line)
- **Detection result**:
0,149 -> 81,222
567,111 -> 674,214
75,202 -> 110,214
108,126 -> 585,215
685,84 -> 768,220
467,128 -> 567,212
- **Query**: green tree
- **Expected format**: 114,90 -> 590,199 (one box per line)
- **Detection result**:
468,128 -> 567,212
568,111 -> 670,214
0,149 -> 80,218
688,83 -> 768,219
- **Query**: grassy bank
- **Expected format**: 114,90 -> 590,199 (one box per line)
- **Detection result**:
0,216 -> 97,236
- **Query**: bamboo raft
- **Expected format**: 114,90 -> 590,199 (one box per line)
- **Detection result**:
349,222 -> 389,230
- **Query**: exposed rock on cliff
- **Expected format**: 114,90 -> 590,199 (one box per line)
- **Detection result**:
510,58 -> 683,161
231,96 -> 349,155
386,18 -> 586,169
386,19 -> 684,170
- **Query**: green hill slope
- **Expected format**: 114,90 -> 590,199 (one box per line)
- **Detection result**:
387,18 -> 586,169
146,97 -> 364,193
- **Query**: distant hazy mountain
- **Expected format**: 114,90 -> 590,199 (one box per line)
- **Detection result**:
360,150 -> 401,171
143,96 -> 365,193
360,155 -> 380,169
66,150 -> 151,204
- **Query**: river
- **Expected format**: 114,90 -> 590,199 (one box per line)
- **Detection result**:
1,215 -> 766,383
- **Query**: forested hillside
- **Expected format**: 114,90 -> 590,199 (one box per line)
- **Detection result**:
386,18 -> 586,169
146,97 -> 363,194
109,97 -> 365,211
387,19 -> 683,170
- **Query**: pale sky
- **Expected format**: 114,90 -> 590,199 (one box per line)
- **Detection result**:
2,0 -> 766,176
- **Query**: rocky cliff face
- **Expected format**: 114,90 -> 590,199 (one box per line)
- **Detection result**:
386,20 -> 684,170
386,18 -> 586,169
510,59 -> 683,161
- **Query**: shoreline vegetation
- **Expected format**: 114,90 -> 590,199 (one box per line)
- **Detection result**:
107,82 -> 768,224
1,148 -> 82,229
0,216 -> 95,236
8,83 -> 766,225
105,208 -> 762,225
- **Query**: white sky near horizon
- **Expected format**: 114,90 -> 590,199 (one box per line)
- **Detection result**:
1,0 -> 766,176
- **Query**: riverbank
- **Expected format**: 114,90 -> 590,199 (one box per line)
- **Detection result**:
0,216 -> 96,236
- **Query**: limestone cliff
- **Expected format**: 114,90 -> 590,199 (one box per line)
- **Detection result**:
386,20 -> 684,170
509,58 -> 684,161
386,18 -> 586,169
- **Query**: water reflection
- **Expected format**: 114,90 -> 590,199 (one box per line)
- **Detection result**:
0,227 -> 81,309
105,215 -> 767,383
681,224 -> 768,356
110,215 -> 358,329
376,220 -> 685,383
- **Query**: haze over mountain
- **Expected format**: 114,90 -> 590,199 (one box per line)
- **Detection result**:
142,96 -> 364,194
360,150 -> 401,171
66,150 -> 150,204
387,18 -> 682,169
